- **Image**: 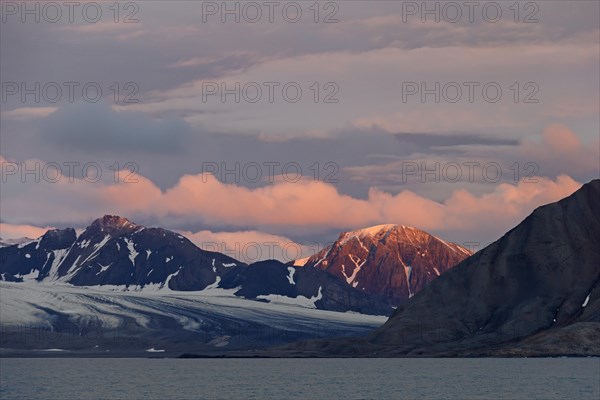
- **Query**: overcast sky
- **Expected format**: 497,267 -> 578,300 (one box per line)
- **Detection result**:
1,1 -> 598,262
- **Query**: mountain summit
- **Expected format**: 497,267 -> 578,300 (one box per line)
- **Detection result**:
299,224 -> 471,306
89,215 -> 138,231
0,215 -> 238,289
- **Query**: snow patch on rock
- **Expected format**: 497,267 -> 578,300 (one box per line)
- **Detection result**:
287,267 -> 296,285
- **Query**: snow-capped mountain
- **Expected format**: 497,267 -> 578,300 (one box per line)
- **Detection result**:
297,224 -> 471,306
0,215 -> 393,316
0,215 -> 238,290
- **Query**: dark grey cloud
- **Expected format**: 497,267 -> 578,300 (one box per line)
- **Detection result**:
1,103 -> 542,202
42,102 -> 191,154
394,132 -> 519,148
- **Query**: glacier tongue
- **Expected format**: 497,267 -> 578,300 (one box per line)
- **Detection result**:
0,281 -> 386,352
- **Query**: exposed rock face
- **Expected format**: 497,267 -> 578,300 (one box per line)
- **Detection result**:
366,179 -> 600,355
300,225 -> 471,306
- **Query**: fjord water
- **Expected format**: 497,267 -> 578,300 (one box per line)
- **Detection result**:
1,358 -> 598,400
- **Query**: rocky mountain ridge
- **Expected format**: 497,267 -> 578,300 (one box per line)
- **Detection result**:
298,224 -> 471,306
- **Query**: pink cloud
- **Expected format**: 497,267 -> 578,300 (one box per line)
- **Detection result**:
180,229 -> 318,264
519,124 -> 599,175
0,155 -> 584,244
441,175 -> 581,232
0,223 -> 55,240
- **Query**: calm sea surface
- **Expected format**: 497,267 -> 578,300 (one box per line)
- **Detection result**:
1,358 -> 599,400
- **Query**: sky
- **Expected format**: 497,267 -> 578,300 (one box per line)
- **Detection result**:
1,1 -> 599,263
